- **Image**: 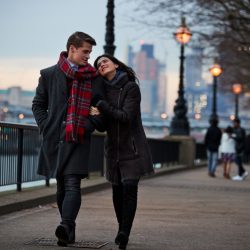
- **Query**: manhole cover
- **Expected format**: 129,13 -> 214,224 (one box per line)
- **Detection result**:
25,237 -> 109,248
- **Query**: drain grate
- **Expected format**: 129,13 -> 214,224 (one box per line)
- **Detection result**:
25,237 -> 109,248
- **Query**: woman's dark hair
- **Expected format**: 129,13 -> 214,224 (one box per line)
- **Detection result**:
225,126 -> 233,134
66,31 -> 96,52
94,54 -> 139,83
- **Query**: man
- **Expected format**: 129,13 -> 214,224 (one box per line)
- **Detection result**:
204,118 -> 222,177
32,31 -> 104,246
232,118 -> 248,181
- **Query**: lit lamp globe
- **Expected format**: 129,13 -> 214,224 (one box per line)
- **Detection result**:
232,83 -> 243,95
160,113 -> 168,119
174,18 -> 192,44
232,83 -> 243,119
209,63 -> 223,77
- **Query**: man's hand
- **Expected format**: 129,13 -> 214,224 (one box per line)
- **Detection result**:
90,106 -> 100,116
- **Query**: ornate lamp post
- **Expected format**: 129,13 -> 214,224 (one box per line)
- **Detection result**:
170,17 -> 192,135
104,0 -> 116,56
232,83 -> 243,119
209,62 -> 223,122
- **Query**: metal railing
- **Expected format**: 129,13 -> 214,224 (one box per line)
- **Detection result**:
0,122 -> 206,191
0,122 -> 42,191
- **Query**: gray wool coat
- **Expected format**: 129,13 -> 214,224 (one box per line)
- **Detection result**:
32,64 -> 105,178
96,73 -> 154,184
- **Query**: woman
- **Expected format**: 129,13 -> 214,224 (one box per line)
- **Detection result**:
220,126 -> 236,179
90,54 -> 154,249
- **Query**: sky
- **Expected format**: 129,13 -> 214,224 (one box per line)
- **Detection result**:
0,0 -> 185,113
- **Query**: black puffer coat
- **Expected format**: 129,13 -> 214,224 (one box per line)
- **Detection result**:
96,73 -> 154,184
32,65 -> 105,178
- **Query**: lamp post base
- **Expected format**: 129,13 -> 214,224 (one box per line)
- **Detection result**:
170,117 -> 190,135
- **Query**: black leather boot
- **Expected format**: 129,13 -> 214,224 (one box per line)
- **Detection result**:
112,184 -> 123,245
119,182 -> 138,250
118,232 -> 129,250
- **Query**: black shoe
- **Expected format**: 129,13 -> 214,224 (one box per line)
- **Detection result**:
118,232 -> 128,250
115,231 -> 122,245
57,240 -> 67,247
208,172 -> 216,177
57,237 -> 75,246
55,224 -> 75,246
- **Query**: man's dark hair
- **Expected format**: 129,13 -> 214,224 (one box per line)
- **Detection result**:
66,31 -> 96,52
234,118 -> 241,124
209,117 -> 218,126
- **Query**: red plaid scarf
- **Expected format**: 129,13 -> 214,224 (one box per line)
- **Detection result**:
58,52 -> 98,143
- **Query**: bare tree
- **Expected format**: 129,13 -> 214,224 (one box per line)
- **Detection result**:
121,0 -> 250,90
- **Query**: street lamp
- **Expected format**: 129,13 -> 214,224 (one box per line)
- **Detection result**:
170,17 -> 192,135
209,62 -> 223,122
104,0 -> 116,55
232,83 -> 243,119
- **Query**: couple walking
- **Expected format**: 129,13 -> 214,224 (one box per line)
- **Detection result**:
32,31 -> 154,249
205,117 -> 248,180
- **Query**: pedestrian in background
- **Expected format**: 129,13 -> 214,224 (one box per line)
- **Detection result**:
205,118 -> 222,177
204,118 -> 222,177
231,118 -> 248,181
90,54 -> 154,250
32,32 -> 105,246
220,126 -> 235,179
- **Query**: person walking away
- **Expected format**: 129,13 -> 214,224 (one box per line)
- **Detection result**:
32,32 -> 105,246
220,126 -> 236,179
231,118 -> 248,181
90,54 -> 154,249
204,118 -> 222,177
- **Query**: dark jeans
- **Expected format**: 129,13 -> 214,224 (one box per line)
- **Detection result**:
56,175 -> 82,228
235,154 -> 246,176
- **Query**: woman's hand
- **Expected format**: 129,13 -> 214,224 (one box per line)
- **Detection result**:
90,106 -> 100,116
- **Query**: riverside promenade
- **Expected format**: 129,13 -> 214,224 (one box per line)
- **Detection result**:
0,164 -> 250,250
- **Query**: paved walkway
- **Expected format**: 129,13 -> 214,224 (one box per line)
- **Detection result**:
0,164 -> 250,250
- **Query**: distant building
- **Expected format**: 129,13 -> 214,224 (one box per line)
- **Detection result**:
0,86 -> 35,123
185,47 -> 208,118
0,86 -> 34,108
158,63 -> 167,114
127,44 -> 166,118
0,89 -> 8,103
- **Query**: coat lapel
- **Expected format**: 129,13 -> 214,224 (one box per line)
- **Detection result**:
55,66 -> 68,101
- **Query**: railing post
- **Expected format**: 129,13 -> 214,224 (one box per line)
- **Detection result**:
17,128 -> 24,191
